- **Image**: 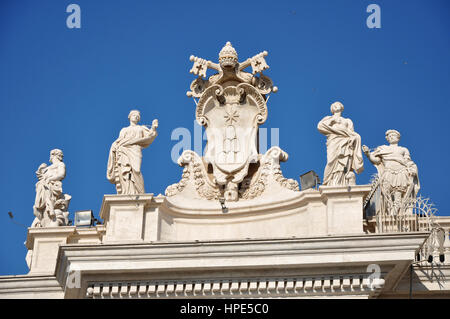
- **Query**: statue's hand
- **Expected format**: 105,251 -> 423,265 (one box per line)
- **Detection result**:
362,145 -> 370,155
152,119 -> 159,130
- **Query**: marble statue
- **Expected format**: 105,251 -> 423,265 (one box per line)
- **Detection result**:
32,149 -> 71,227
362,129 -> 420,215
317,102 -> 364,186
107,110 -> 158,195
166,42 -> 298,202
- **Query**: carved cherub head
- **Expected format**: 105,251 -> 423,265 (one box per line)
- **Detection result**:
219,42 -> 238,71
385,129 -> 401,144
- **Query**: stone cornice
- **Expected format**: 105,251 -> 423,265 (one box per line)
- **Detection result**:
58,232 -> 429,257
0,275 -> 63,298
55,232 -> 429,298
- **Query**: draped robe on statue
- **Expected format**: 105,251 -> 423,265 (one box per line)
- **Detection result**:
34,163 -> 64,217
107,125 -> 157,195
317,116 -> 364,186
34,180 -> 63,214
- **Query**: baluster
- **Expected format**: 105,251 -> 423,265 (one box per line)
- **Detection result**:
444,229 -> 450,261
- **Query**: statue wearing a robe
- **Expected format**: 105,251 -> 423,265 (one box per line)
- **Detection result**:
317,102 -> 364,186
107,110 -> 158,195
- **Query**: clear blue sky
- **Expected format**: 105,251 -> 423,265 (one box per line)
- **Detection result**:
0,0 -> 449,275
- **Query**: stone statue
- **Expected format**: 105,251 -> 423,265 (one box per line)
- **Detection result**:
317,102 -> 364,186
32,149 -> 71,227
362,129 -> 420,215
107,110 -> 158,195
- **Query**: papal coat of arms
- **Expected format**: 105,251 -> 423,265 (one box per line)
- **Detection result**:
166,42 -> 298,201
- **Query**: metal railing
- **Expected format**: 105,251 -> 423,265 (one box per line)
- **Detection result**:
364,176 -> 436,233
363,176 -> 448,265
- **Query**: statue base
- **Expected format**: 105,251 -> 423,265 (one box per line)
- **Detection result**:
26,227 -> 76,275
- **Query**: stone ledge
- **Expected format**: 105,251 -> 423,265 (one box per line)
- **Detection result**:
0,275 -> 63,299
55,232 -> 428,298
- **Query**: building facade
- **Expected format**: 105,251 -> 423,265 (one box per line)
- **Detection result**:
1,42 -> 449,299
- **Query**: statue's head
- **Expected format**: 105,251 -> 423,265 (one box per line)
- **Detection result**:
385,129 -> 401,144
50,149 -> 63,162
219,42 -> 238,70
330,102 -> 344,114
128,110 -> 141,124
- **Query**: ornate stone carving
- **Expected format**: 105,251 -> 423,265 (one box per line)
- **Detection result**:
167,42 -> 297,202
167,146 -> 299,201
317,102 -> 364,186
186,42 -> 278,99
240,147 -> 299,199
239,162 -> 269,200
363,129 -> 420,215
165,167 -> 189,197
32,149 -> 71,227
198,84 -> 266,200
107,110 -> 158,195
165,150 -> 221,200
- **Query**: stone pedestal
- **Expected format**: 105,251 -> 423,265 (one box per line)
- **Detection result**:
320,185 -> 369,235
99,193 -> 163,243
26,226 -> 75,275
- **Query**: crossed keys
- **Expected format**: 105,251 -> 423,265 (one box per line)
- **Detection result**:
189,50 -> 270,79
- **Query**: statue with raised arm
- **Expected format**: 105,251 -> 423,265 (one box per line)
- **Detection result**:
32,149 -> 71,227
317,102 -> 364,186
107,110 -> 158,195
362,129 -> 420,215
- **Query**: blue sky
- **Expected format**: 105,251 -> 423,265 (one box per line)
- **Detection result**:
0,0 -> 449,275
